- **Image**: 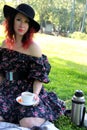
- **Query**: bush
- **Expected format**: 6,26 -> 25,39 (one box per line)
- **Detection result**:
68,32 -> 87,40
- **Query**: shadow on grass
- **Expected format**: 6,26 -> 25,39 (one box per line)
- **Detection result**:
45,56 -> 87,108
47,57 -> 87,130
54,115 -> 87,130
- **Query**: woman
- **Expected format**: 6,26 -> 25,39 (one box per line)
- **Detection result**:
0,3 -> 66,129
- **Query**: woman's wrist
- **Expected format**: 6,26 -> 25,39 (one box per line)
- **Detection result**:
34,92 -> 39,95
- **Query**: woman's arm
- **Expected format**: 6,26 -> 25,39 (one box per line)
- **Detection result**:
33,80 -> 42,95
33,80 -> 42,102
29,42 -> 42,101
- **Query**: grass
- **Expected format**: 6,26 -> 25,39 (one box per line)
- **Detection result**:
0,32 -> 87,129
34,34 -> 87,130
34,34 -> 87,98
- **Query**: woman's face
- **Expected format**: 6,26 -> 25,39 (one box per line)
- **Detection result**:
14,13 -> 29,37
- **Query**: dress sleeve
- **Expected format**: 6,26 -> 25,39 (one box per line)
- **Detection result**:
28,55 -> 51,83
0,48 -> 2,69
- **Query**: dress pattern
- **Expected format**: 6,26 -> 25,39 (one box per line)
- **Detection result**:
0,47 -> 66,124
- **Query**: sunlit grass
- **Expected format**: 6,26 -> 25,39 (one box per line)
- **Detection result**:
35,34 -> 87,65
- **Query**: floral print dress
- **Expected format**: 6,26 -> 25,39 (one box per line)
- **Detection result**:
0,47 -> 65,124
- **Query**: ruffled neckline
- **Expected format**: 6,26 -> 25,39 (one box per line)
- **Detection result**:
0,47 -> 42,59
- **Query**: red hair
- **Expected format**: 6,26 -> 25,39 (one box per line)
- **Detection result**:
3,15 -> 36,49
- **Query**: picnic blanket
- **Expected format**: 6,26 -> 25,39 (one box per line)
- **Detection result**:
0,121 -> 59,130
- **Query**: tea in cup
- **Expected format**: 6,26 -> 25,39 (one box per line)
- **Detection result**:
21,91 -> 34,103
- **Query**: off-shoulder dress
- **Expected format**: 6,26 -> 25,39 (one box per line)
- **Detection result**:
0,47 -> 65,124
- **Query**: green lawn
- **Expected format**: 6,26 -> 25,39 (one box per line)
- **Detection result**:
35,34 -> 87,100
0,33 -> 87,129
35,34 -> 87,130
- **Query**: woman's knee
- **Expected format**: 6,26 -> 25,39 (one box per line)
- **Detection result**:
19,117 -> 34,128
19,117 -> 45,128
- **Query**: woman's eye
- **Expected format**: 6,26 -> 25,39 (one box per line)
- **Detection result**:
25,20 -> 29,23
16,18 -> 29,23
16,18 -> 21,21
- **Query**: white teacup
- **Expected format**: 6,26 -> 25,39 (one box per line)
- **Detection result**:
21,91 -> 34,103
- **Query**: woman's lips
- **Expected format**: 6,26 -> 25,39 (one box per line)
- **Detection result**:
18,29 -> 24,32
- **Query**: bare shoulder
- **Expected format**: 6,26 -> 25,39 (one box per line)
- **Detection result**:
29,42 -> 42,57
1,40 -> 6,48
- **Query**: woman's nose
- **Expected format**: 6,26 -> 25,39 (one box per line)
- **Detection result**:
20,21 -> 25,27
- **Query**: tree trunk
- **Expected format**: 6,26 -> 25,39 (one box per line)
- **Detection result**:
80,0 -> 87,32
69,0 -> 75,33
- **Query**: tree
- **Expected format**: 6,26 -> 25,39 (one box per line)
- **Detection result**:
69,0 -> 75,33
80,0 -> 87,32
0,0 -> 87,34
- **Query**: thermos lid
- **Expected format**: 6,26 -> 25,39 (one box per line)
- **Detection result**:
75,90 -> 84,97
72,90 -> 85,104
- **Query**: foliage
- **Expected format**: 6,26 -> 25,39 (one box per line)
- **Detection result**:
0,0 -> 87,33
69,31 -> 87,40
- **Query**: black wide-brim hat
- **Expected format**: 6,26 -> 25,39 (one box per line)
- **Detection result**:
3,3 -> 40,32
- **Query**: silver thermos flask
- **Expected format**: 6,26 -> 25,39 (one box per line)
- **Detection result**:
71,90 -> 85,126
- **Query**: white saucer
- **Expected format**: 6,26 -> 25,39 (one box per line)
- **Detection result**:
16,96 -> 38,106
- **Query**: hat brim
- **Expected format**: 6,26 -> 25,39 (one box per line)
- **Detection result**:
3,5 -> 40,32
